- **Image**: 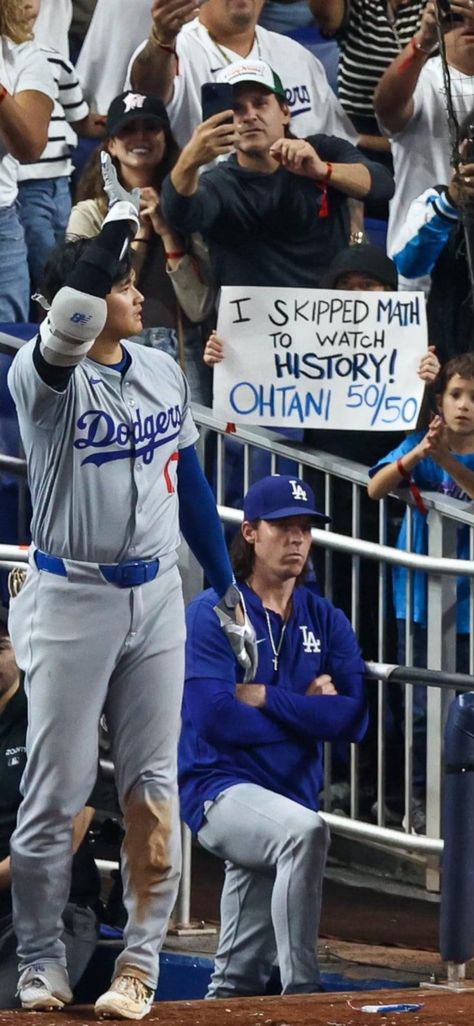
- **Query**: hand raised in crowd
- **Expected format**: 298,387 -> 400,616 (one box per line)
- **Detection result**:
269,138 -> 329,182
203,330 -> 224,365
415,1 -> 440,51
150,0 -> 200,46
305,674 -> 338,696
418,345 -> 441,384
184,112 -> 238,168
447,155 -> 474,208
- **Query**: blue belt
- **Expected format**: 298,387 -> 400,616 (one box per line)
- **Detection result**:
34,550 -> 160,588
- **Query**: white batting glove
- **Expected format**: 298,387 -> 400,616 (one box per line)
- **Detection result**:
214,583 -> 258,683
100,152 -> 140,236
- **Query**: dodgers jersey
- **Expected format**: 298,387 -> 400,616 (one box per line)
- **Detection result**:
179,583 -> 367,833
8,337 -> 198,563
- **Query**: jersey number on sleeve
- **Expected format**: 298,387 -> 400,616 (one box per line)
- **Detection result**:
164,451 -> 180,493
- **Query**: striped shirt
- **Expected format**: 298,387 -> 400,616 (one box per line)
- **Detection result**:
336,0 -> 423,120
17,45 -> 89,181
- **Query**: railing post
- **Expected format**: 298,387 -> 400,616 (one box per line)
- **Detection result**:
426,509 -> 457,891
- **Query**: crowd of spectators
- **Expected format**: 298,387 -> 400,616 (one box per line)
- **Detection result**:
1,0 -> 474,1013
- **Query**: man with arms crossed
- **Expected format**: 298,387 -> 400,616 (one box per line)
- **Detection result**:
179,475 -> 368,998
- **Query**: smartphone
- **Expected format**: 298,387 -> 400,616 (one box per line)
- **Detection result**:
437,0 -> 464,24
201,82 -> 234,123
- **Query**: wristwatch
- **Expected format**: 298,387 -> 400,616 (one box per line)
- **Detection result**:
349,231 -> 368,245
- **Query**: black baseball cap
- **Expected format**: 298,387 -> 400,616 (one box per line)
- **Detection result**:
243,475 -> 331,523
106,91 -> 170,136
319,244 -> 398,290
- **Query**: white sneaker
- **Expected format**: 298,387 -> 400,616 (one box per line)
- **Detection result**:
95,972 -> 155,1020
17,962 -> 73,1010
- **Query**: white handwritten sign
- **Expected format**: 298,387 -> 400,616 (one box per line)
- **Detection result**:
214,286 -> 427,430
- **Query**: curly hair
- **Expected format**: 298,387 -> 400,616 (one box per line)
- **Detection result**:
1,1 -> 33,43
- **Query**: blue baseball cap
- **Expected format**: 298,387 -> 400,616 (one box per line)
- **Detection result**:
243,475 -> 331,523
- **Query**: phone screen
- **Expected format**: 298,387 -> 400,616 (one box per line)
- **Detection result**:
201,82 -> 234,123
437,0 -> 464,22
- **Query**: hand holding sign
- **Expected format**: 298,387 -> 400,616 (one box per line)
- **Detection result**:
204,330 -> 224,366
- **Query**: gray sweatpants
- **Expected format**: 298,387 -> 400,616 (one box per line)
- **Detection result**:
8,556 -> 185,990
197,783 -> 330,998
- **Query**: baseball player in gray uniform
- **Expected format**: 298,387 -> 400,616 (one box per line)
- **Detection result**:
7,155 -> 256,1021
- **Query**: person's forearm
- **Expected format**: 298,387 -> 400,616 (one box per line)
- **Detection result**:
308,0 -> 346,34
324,162 -> 371,199
171,151 -> 201,196
0,91 -> 51,161
186,679 -> 291,746
373,37 -> 431,134
368,451 -> 420,500
436,454 -> 474,500
0,855 -> 11,891
177,445 -> 233,596
167,253 -> 216,322
74,112 -> 106,139
357,134 -> 391,154
264,681 -> 367,743
393,189 -> 458,279
130,37 -> 177,103
72,806 -> 95,853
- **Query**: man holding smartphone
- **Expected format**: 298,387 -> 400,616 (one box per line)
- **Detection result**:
126,0 -> 358,149
160,60 -> 394,289
373,0 -> 474,263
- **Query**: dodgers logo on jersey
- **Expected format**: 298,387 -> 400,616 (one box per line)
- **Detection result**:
284,84 -> 311,118
73,405 -> 182,466
299,625 -> 321,653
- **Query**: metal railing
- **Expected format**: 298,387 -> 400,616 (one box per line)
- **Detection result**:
191,403 -> 474,891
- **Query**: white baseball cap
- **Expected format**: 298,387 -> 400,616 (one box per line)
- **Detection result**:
216,59 -> 285,99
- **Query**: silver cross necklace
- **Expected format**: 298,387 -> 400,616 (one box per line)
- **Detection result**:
264,609 -> 287,672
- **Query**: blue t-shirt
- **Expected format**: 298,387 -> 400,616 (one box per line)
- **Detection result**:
178,583 -> 367,834
369,432 -> 474,630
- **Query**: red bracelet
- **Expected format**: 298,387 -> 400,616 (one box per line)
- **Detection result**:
399,36 -> 434,72
321,161 -> 333,186
165,250 -> 185,259
396,458 -> 428,514
0,84 -> 8,105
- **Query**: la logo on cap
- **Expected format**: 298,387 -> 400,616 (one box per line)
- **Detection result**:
123,93 -> 146,112
290,480 -> 307,501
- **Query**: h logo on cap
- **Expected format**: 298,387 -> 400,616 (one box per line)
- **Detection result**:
289,480 -> 307,502
123,93 -> 146,112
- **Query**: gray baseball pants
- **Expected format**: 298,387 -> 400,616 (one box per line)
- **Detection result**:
8,555 -> 185,991
197,783 -> 330,998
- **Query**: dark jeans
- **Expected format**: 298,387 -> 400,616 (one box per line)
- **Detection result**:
0,903 -> 98,1009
